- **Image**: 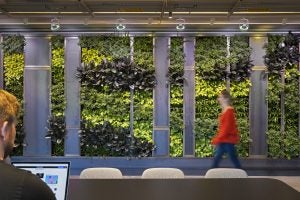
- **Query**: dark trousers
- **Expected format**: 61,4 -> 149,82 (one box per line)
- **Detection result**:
212,143 -> 241,168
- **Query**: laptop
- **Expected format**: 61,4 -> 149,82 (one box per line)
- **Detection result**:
12,162 -> 70,200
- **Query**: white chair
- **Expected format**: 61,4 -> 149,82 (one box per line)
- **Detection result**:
80,167 -> 123,179
141,168 -> 185,179
205,168 -> 248,178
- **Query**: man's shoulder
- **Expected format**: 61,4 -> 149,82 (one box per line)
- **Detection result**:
0,162 -> 56,200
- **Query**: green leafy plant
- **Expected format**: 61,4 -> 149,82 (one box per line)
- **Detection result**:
80,120 -> 154,157
0,35 -> 26,55
3,48 -> 25,155
169,37 -> 185,86
48,35 -> 65,155
195,36 -> 251,157
264,32 -> 300,159
169,37 -> 184,156
46,116 -> 66,143
195,36 -> 227,81
264,32 -> 299,74
229,36 -> 253,81
77,57 -> 156,92
79,35 -> 130,59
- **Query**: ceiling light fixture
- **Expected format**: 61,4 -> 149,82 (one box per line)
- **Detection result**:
281,18 -> 287,25
176,18 -> 185,30
50,17 -> 60,31
239,18 -> 249,31
210,18 -> 215,26
168,11 -> 173,19
116,18 -> 126,31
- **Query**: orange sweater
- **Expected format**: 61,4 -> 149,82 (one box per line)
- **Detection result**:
212,107 -> 239,145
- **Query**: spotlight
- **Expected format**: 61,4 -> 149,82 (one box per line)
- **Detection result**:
168,11 -> 173,19
210,18 -> 215,26
281,18 -> 287,25
176,18 -> 185,30
239,18 -> 249,31
50,18 -> 60,31
116,18 -> 126,31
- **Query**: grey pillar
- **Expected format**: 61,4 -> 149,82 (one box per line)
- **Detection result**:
183,37 -> 195,157
24,36 -> 51,156
153,36 -> 170,157
249,36 -> 268,158
64,37 -> 81,156
0,36 -> 3,89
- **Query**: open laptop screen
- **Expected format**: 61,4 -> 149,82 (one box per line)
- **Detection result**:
12,162 -> 70,200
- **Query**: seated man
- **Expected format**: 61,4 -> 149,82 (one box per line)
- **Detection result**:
0,89 -> 56,200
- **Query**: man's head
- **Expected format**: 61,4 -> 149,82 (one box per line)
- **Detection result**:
0,90 -> 20,159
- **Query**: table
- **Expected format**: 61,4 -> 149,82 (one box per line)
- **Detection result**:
67,178 -> 300,200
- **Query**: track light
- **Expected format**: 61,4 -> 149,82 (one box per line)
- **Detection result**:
281,18 -> 287,25
239,18 -> 249,31
116,18 -> 126,31
176,18 -> 185,30
168,11 -> 173,19
50,18 -> 60,31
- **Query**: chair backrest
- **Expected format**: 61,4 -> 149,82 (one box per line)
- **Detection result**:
205,168 -> 248,178
80,167 -> 123,179
141,168 -> 185,179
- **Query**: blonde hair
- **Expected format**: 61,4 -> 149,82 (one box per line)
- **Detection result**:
0,90 -> 20,124
220,89 -> 232,105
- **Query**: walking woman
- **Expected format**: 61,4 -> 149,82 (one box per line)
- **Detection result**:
211,89 -> 241,168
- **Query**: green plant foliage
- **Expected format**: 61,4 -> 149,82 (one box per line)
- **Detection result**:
79,36 -> 155,156
229,36 -> 253,81
4,53 -> 25,155
0,35 -> 26,55
79,35 -> 130,59
50,35 -> 64,49
169,37 -> 184,156
81,48 -> 108,65
231,80 -> 251,157
195,36 -> 251,157
49,36 -> 66,156
195,78 -> 223,157
80,120 -> 154,157
169,37 -> 185,86
77,57 -> 156,92
133,37 -> 153,68
51,47 -> 65,116
195,36 -> 227,81
132,37 -> 154,143
46,116 -> 66,144
265,33 -> 300,158
81,87 -> 130,127
264,32 -> 299,74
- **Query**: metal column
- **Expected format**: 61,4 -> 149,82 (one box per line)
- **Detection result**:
249,36 -> 268,158
153,36 -> 170,156
64,37 -> 81,156
24,36 -> 51,156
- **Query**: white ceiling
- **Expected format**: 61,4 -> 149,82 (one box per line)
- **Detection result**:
0,0 -> 300,34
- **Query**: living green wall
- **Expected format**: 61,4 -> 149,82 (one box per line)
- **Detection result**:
2,35 -> 25,156
265,34 -> 300,159
2,34 -> 299,159
79,36 -> 154,156
194,36 -> 251,157
169,37 -> 184,156
49,36 -> 65,156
